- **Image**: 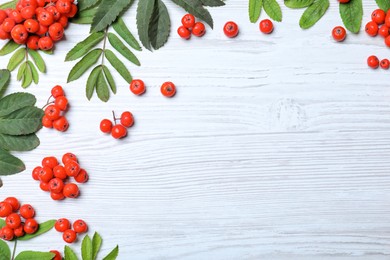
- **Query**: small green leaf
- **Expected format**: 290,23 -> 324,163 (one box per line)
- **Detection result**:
0,239 -> 10,260
340,0 -> 363,33
136,0 -> 155,50
105,49 -> 132,83
71,7 -> 98,24
201,0 -> 225,6
0,148 -> 25,175
0,40 -> 20,56
17,63 -> 26,81
149,0 -> 171,50
0,133 -> 39,152
17,220 -> 55,241
92,232 -> 102,260
0,69 -> 10,96
96,70 -> 110,102
102,65 -> 116,94
375,0 -> 390,11
0,0 -> 16,9
0,106 -> 43,136
86,65 -> 101,100
7,48 -> 25,72
27,49 -> 46,73
299,0 -> 329,29
107,33 -> 140,65
102,245 -> 119,260
79,0 -> 101,10
171,0 -> 213,28
263,0 -> 282,21
14,251 -> 54,260
0,219 -> 5,228
64,245 -> 78,260
0,92 -> 36,117
21,62 -> 33,88
112,17 -> 142,51
65,32 -> 105,61
67,48 -> 102,82
82,235 -> 93,260
249,0 -> 262,23
285,0 -> 314,8
27,61 -> 39,84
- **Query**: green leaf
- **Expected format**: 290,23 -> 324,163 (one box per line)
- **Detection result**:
136,0 -> 155,50
105,49 -> 132,83
299,0 -> 329,29
102,246 -> 119,260
249,0 -> 262,23
15,251 -> 54,260
263,0 -> 282,21
201,0 -> 225,6
82,235 -> 93,260
0,239 -> 10,260
79,0 -> 101,10
171,0 -> 213,28
65,32 -> 105,61
0,92 -> 36,118
17,63 -> 26,81
0,218 -> 5,228
0,0 -> 17,9
96,70 -> 110,102
0,106 -> 43,136
7,48 -> 25,72
21,62 -> 33,88
71,7 -> 98,24
86,65 -> 101,100
90,0 -> 134,32
376,0 -> 390,11
0,40 -> 20,56
27,49 -> 45,73
67,48 -> 102,82
18,219 -> 55,241
0,148 -> 25,175
64,245 -> 78,260
340,0 -> 363,33
112,17 -> 142,51
102,65 -> 116,94
107,33 -> 140,65
149,0 -> 171,50
285,0 -> 314,8
92,232 -> 102,260
27,61 -> 39,84
0,69 -> 10,97
0,133 -> 39,152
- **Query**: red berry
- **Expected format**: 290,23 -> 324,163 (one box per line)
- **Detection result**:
37,10 -> 54,27
177,26 -> 191,40
365,21 -> 379,36
223,21 -> 239,38
120,111 -> 134,128
48,22 -> 64,41
49,178 -> 64,193
42,156 -> 59,169
53,165 -> 67,179
38,36 -> 54,50
62,153 -> 77,164
64,160 -> 80,177
4,197 -> 19,212
192,22 -> 205,37
0,10 -> 7,24
372,9 -> 386,25
56,0 -> 72,14
380,58 -> 390,69
66,4 -> 78,18
6,213 -> 21,229
367,55 -> 379,69
20,204 -> 35,219
111,124 -> 127,139
51,85 -> 64,98
44,105 -> 61,121
63,183 -> 79,198
11,24 -> 28,44
259,19 -> 273,34
55,218 -> 71,232
32,166 -> 42,180
73,219 -> 88,233
100,119 -> 112,133
63,229 -> 77,243
46,6 -> 61,21
332,26 -> 346,42
0,202 -> 12,217
50,191 -> 65,201
53,116 -> 69,132
26,35 -> 39,50
38,166 -> 54,183
161,82 -> 176,97
24,19 -> 39,33
14,224 -> 24,237
24,218 -> 38,234
1,18 -> 15,33
129,79 -> 146,95
20,6 -> 35,19
181,14 -> 195,29
40,181 -> 50,192
42,115 -> 53,128
55,96 -> 68,111
74,169 -> 89,183
378,25 -> 390,37
0,226 -> 14,240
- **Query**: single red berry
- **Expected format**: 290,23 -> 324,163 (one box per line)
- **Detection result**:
48,22 -> 64,41
40,181 -> 50,192
64,160 -> 80,177
38,36 -> 54,50
49,178 -> 64,193
120,111 -> 134,128
372,9 -> 386,25
14,224 -> 24,237
24,218 -> 38,234
36,0 -> 45,7
19,204 -> 35,219
46,5 -> 61,21
42,156 -> 59,169
37,10 -> 54,27
58,15 -> 68,28
50,250 -> 62,260
62,153 -> 77,164
0,27 -> 10,40
378,25 -> 390,37
11,24 -> 28,44
161,82 -> 176,97
365,21 -> 379,36
63,183 -> 80,198
53,116 -> 69,132
130,79 -> 146,95
181,13 -> 195,29
63,229 -> 77,243
51,85 -> 64,98
223,21 -> 239,38
20,6 -> 35,19
42,115 -> 53,128
55,218 -> 71,232
66,4 -> 78,18
1,18 -> 15,33
8,10 -> 23,23
38,166 -> 54,183
73,219 -> 88,233
4,197 -> 19,212
50,191 -> 65,201
332,26 -> 346,42
367,55 -> 379,69
100,119 -> 112,133
192,22 -> 206,37
380,58 -> 390,69
26,35 -> 39,50
259,19 -> 273,34
0,226 -> 14,241
177,26 -> 191,40
6,213 -> 21,229
24,18 -> 39,33
55,96 -> 68,111
44,105 -> 61,121
74,169 -> 89,183
0,202 -> 13,218
36,24 -> 48,35
53,165 -> 67,180
32,166 -> 42,180
56,0 -> 72,14
111,125 -> 127,139
0,10 -> 7,24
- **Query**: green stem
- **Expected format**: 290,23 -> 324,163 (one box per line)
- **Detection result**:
11,240 -> 17,260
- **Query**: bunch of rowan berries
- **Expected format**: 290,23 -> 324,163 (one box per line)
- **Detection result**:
42,85 -> 69,132
100,111 -> 134,139
364,9 -> 390,48
0,0 -> 77,50
32,152 -> 89,200
0,197 -> 39,241
54,218 -> 87,243
129,79 -> 177,97
177,14 -> 206,39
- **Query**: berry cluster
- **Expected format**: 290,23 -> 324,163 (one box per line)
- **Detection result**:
0,198 -> 38,241
32,153 -> 88,200
54,218 -> 87,243
42,85 -> 69,132
364,9 -> 390,47
129,80 -> 176,97
177,14 -> 206,39
100,111 -> 134,139
367,55 -> 389,69
0,0 -> 77,50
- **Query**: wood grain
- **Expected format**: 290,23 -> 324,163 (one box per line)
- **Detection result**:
0,0 -> 390,259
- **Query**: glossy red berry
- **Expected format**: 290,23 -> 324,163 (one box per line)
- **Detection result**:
365,21 -> 379,36
111,124 -> 127,139
38,166 -> 53,183
120,111 -> 134,128
0,202 -> 12,218
56,0 -> 72,14
32,166 -> 42,180
372,9 -> 386,25
50,191 -> 65,200
42,156 -> 59,169
6,213 -> 21,229
64,160 -> 80,177
55,96 -> 68,111
161,82 -> 176,97
19,204 -> 35,219
177,26 -> 191,40
192,22 -> 205,37
40,181 -> 50,192
380,58 -> 390,69
14,224 -> 24,237
4,197 -> 20,212
74,169 -> 89,183
51,85 -> 64,98
53,116 -> 69,132
130,79 -> 146,95
62,153 -> 77,164
42,115 -> 53,128
44,105 -> 61,121
24,19 -> 39,33
24,218 -> 38,234
1,18 -> 15,33
259,19 -> 273,34
11,24 -> 28,44
66,4 -> 78,18
181,13 -> 195,29
100,119 -> 112,133
53,165 -> 67,179
37,10 -> 54,27
49,178 -> 64,193
378,25 -> 390,37
73,219 -> 88,233
332,26 -> 346,42
0,226 -> 14,240
223,21 -> 239,38
38,36 -> 54,50
63,183 -> 79,198
384,35 -> 390,47
26,35 -> 39,50
367,55 -> 379,69
63,229 -> 77,243
55,218 -> 71,232
48,22 -> 64,41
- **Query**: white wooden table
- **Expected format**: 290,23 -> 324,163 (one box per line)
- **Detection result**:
1,0 -> 390,259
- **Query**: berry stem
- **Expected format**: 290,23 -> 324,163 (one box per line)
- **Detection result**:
11,240 -> 17,260
112,110 -> 117,124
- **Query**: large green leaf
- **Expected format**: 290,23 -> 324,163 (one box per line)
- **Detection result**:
71,7 -> 98,24
14,251 -> 54,260
0,69 -> 10,97
105,50 -> 132,83
64,246 -> 78,260
0,133 -> 39,152
18,220 -> 55,241
171,0 -> 213,28
136,0 -> 155,50
96,70 -> 110,102
299,0 -> 329,29
285,0 -> 314,8
86,65 -> 101,100
112,18 -> 142,51
0,239 -> 10,260
0,148 -> 25,175
65,32 -> 105,61
102,246 -> 119,260
90,0 -> 134,32
0,40 -> 20,56
375,0 -> 390,11
340,0 -> 363,33
92,232 -> 102,260
263,0 -> 282,21
0,92 -> 36,118
249,0 -> 262,23
7,47 -> 25,72
149,0 -> 171,50
201,0 -> 225,6
82,235 -> 93,260
67,48 -> 103,82
107,33 -> 140,65
0,106 -> 43,136
27,50 -> 45,73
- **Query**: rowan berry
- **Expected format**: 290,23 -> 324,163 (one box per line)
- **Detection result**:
42,156 -> 59,169
120,111 -> 134,128
14,224 -> 24,237
0,10 -> 7,24
53,165 -> 67,179
42,115 -> 53,128
19,204 -> 35,219
32,166 -> 42,180
51,85 -> 64,98
74,169 -> 89,183
367,55 -> 379,69
53,116 -> 69,132
56,0 -> 71,14
24,218 -> 38,234
73,219 -> 88,233
259,19 -> 273,34
40,181 -> 50,191
223,21 -> 239,38
63,229 -> 77,243
332,26 -> 346,42
380,58 -> 390,69
0,202 -> 13,217
100,119 -> 112,133
64,160 -> 80,177
6,213 -> 21,229
20,6 -> 35,19
46,6 -> 61,21
38,36 -> 54,50
37,10 -> 54,27
11,24 -> 28,44
36,24 -> 48,35
365,21 -> 379,36
36,0 -> 45,7
55,96 -> 68,110
1,18 -> 15,33
62,153 -> 77,164
177,26 -> 191,39
111,124 -> 127,139
49,178 -> 64,193
22,0 -> 38,8
55,218 -> 70,232
181,13 -> 195,29
8,10 -> 23,23
63,183 -> 79,198
161,81 -> 176,97
49,22 -> 64,41
50,191 -> 65,200
192,22 -> 205,37
66,4 -> 77,18
24,19 -> 39,33
372,9 -> 386,25
0,27 -> 10,40
58,15 -> 68,28
0,226 -> 14,240
4,197 -> 20,212
130,79 -> 146,95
